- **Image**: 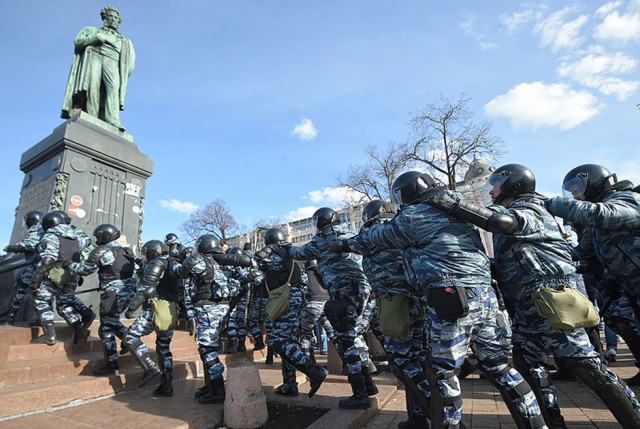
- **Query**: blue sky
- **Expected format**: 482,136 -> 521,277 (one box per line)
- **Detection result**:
1,0 -> 639,245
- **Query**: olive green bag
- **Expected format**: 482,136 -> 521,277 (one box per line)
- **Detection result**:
378,293 -> 411,338
49,267 -> 75,287
531,286 -> 599,330
265,263 -> 295,322
151,297 -> 178,332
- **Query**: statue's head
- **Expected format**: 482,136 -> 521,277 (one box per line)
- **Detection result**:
100,6 -> 122,30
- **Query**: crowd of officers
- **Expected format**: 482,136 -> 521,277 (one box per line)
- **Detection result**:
3,162 -> 640,429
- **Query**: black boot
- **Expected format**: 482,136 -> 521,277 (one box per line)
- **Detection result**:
397,416 -> 428,429
304,362 -> 328,398
199,376 -> 225,404
253,335 -> 265,351
31,322 -> 56,346
153,372 -> 174,397
265,347 -> 274,365
128,339 -> 161,388
81,307 -> 96,330
227,338 -> 238,354
195,374 -> 211,399
237,339 -> 247,352
72,321 -> 90,346
275,363 -> 299,397
338,372 -> 372,409
362,365 -> 379,396
94,361 -> 119,376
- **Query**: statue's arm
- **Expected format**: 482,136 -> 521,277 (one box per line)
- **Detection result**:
74,27 -> 103,50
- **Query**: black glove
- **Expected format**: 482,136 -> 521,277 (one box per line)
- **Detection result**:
4,244 -> 24,253
330,239 -> 350,254
421,189 -> 458,214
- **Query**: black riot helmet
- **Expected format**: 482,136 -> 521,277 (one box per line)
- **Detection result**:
51,210 -> 72,225
41,212 -> 66,231
562,164 -> 617,202
196,234 -> 222,254
390,171 -> 437,205
142,240 -> 169,261
93,224 -> 121,245
24,211 -> 43,228
264,228 -> 287,245
312,207 -> 339,231
165,233 -> 180,244
227,246 -> 243,256
362,200 -> 396,224
484,164 -> 536,204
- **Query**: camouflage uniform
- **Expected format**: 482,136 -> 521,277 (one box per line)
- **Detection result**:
494,196 -> 640,427
358,198 -> 546,429
290,224 -> 372,377
71,241 -> 136,369
7,222 -> 44,318
247,277 -> 272,349
258,244 -> 326,396
226,265 -> 252,351
299,263 -> 335,357
547,191 -> 640,296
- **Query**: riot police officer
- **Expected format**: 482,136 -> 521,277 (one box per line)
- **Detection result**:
2,211 -> 44,324
70,224 -> 136,376
256,228 -> 328,398
289,209 -> 376,409
339,171 -> 547,429
425,164 -> 640,428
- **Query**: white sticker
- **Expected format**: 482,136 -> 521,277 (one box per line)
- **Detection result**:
125,183 -> 140,197
132,206 -> 140,214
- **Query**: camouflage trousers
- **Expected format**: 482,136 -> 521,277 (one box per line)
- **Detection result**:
227,291 -> 250,342
512,297 -> 640,416
299,299 -> 335,352
425,286 -> 544,428
34,280 -> 86,326
386,294 -> 430,417
195,303 -> 229,380
328,291 -> 370,376
357,297 -> 385,350
99,281 -> 135,365
126,302 -> 174,374
248,296 -> 272,342
9,263 -> 37,314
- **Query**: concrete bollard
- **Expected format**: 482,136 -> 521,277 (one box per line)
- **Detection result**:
223,358 -> 268,429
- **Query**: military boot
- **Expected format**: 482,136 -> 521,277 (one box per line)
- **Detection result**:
128,340 -> 161,388
195,375 -> 211,399
362,365 -> 379,396
338,371 -> 372,409
31,322 -> 56,346
199,376 -> 225,404
397,416 -> 428,429
227,338 -> 238,354
275,363 -> 299,397
237,338 -> 247,352
265,346 -> 274,365
71,321 -> 90,346
153,372 -> 174,397
81,307 -> 96,330
253,335 -> 265,351
302,362 -> 328,398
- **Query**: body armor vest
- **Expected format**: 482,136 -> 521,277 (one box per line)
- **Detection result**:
193,254 -> 216,303
157,256 -> 180,302
98,246 -> 135,284
306,268 -> 329,300
57,236 -> 80,265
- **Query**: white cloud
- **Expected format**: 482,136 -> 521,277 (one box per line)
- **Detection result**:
290,118 -> 318,141
534,7 -> 589,52
500,6 -> 547,35
284,206 -> 319,222
594,0 -> 640,43
305,186 -> 366,206
558,51 -> 640,100
460,13 -> 497,51
485,82 -> 604,130
159,199 -> 199,215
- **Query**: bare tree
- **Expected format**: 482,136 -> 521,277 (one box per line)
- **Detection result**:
336,142 -> 411,203
404,94 -> 504,190
180,199 -> 238,242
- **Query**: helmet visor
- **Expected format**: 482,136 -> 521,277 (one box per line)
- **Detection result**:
562,175 -> 587,200
311,216 -> 319,231
483,172 -> 507,201
390,187 -> 403,206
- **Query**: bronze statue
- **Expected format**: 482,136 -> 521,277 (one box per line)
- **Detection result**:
61,6 -> 135,131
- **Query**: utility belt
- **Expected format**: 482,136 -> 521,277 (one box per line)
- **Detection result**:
195,298 -> 229,307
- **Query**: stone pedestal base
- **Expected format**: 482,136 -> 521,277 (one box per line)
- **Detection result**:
224,358 -> 268,429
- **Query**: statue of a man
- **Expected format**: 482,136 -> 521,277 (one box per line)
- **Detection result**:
61,6 -> 135,131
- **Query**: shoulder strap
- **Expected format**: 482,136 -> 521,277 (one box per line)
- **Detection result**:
265,262 -> 295,292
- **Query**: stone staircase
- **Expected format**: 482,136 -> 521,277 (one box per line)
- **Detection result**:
0,322 -> 398,428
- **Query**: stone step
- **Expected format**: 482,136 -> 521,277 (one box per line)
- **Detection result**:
0,358 -> 200,418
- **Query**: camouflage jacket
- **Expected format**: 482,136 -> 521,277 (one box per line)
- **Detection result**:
16,223 -> 45,263
547,190 -> 640,295
355,199 -> 492,291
